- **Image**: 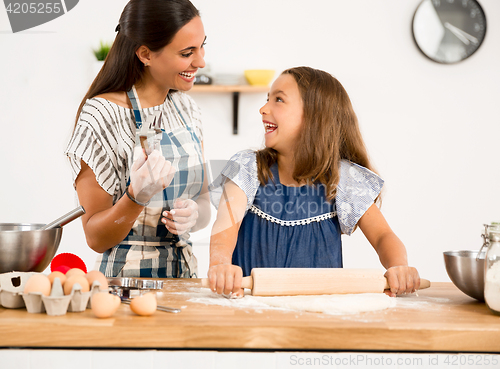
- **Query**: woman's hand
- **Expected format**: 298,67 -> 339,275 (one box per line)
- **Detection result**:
207,264 -> 244,297
384,266 -> 421,297
129,146 -> 175,204
161,199 -> 199,235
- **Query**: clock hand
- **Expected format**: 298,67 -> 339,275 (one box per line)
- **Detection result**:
451,24 -> 479,45
444,23 -> 470,45
444,22 -> 479,45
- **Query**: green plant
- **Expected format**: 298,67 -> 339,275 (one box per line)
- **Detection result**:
93,41 -> 111,61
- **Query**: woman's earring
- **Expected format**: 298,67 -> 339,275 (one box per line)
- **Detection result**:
144,62 -> 149,67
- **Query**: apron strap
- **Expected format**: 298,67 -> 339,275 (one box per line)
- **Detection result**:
128,87 -> 187,130
167,94 -> 188,127
127,86 -> 144,129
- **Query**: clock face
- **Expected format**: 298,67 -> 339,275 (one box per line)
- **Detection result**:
412,0 -> 487,64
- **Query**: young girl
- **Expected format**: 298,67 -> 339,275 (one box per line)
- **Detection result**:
207,66 -> 420,297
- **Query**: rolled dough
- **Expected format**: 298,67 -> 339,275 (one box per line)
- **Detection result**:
188,289 -> 396,315
252,293 -> 396,315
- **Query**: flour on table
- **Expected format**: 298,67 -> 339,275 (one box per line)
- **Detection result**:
187,289 -> 396,315
252,294 -> 395,315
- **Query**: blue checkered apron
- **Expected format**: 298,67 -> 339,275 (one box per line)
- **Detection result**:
96,87 -> 204,278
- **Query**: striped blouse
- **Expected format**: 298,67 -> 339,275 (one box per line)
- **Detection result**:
65,92 -> 203,202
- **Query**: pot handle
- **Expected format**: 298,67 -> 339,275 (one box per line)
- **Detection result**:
39,206 -> 86,230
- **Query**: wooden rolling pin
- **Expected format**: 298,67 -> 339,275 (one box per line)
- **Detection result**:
201,268 -> 431,296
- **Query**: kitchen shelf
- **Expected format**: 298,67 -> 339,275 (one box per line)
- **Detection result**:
189,85 -> 269,134
190,85 -> 269,93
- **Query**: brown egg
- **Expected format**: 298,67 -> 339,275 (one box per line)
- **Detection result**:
65,268 -> 86,278
91,292 -> 121,318
85,270 -> 108,290
64,275 -> 90,295
48,271 -> 67,286
23,274 -> 51,296
130,292 -> 157,316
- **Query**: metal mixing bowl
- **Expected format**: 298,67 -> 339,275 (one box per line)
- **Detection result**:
443,250 -> 485,301
0,223 -> 62,274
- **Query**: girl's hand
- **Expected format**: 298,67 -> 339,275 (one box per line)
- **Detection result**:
384,266 -> 420,297
162,199 -> 198,235
207,264 -> 244,297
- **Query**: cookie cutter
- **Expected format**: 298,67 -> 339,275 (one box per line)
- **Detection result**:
107,277 -> 164,299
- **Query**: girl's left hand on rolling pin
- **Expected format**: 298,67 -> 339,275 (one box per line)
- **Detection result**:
384,266 -> 420,297
161,199 -> 198,235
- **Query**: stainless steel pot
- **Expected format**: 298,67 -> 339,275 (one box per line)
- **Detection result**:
443,250 -> 485,301
0,206 -> 85,274
0,223 -> 62,273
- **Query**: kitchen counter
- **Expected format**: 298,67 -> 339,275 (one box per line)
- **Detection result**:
0,281 -> 499,352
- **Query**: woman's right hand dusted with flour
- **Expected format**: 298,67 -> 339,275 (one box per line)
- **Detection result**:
75,146 -> 176,254
129,146 -> 175,204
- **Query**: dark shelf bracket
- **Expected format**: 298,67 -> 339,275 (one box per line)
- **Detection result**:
232,91 -> 240,135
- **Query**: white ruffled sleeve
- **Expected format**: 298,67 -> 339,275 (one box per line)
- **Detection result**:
208,150 -> 259,213
336,160 -> 384,235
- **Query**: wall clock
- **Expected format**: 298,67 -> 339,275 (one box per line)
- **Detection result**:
412,0 -> 487,64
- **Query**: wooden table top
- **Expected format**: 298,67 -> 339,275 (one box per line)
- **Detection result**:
0,280 -> 499,352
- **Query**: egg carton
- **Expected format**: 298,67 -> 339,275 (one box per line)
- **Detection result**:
0,272 -> 103,316
0,271 -> 37,308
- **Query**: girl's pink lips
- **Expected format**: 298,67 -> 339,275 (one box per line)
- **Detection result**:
263,120 -> 278,134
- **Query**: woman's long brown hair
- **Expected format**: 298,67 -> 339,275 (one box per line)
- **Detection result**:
73,0 -> 199,128
256,66 -> 378,202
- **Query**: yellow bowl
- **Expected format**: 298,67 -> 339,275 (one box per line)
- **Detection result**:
244,70 -> 275,86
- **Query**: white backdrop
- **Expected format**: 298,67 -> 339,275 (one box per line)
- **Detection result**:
1,0 -> 499,282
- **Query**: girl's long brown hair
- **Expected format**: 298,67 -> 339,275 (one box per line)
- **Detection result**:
256,66 -> 378,202
74,0 -> 199,128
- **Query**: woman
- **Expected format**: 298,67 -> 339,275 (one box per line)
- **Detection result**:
65,0 -> 210,278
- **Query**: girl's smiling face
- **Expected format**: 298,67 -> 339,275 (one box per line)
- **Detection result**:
260,74 -> 304,155
147,16 -> 206,92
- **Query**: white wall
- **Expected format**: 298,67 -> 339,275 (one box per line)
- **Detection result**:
1,0 -> 499,282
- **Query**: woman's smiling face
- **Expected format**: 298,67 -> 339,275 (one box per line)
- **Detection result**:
148,16 -> 206,92
260,74 -> 304,155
